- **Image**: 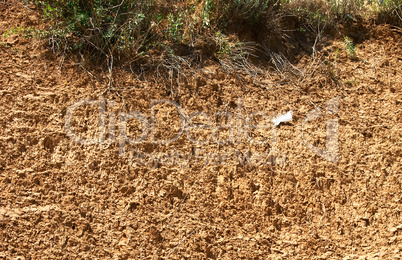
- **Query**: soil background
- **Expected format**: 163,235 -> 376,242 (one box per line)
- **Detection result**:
0,1 -> 401,259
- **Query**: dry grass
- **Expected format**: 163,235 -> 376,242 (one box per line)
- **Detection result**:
30,0 -> 402,89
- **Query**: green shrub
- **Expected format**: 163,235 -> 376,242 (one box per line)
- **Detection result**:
344,36 -> 358,59
35,0 -> 158,64
167,13 -> 184,41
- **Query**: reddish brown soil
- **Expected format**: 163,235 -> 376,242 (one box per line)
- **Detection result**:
0,1 -> 401,259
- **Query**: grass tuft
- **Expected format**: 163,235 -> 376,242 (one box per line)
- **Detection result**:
27,0 -> 402,72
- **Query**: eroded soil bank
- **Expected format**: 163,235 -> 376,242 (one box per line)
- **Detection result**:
0,1 -> 401,259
